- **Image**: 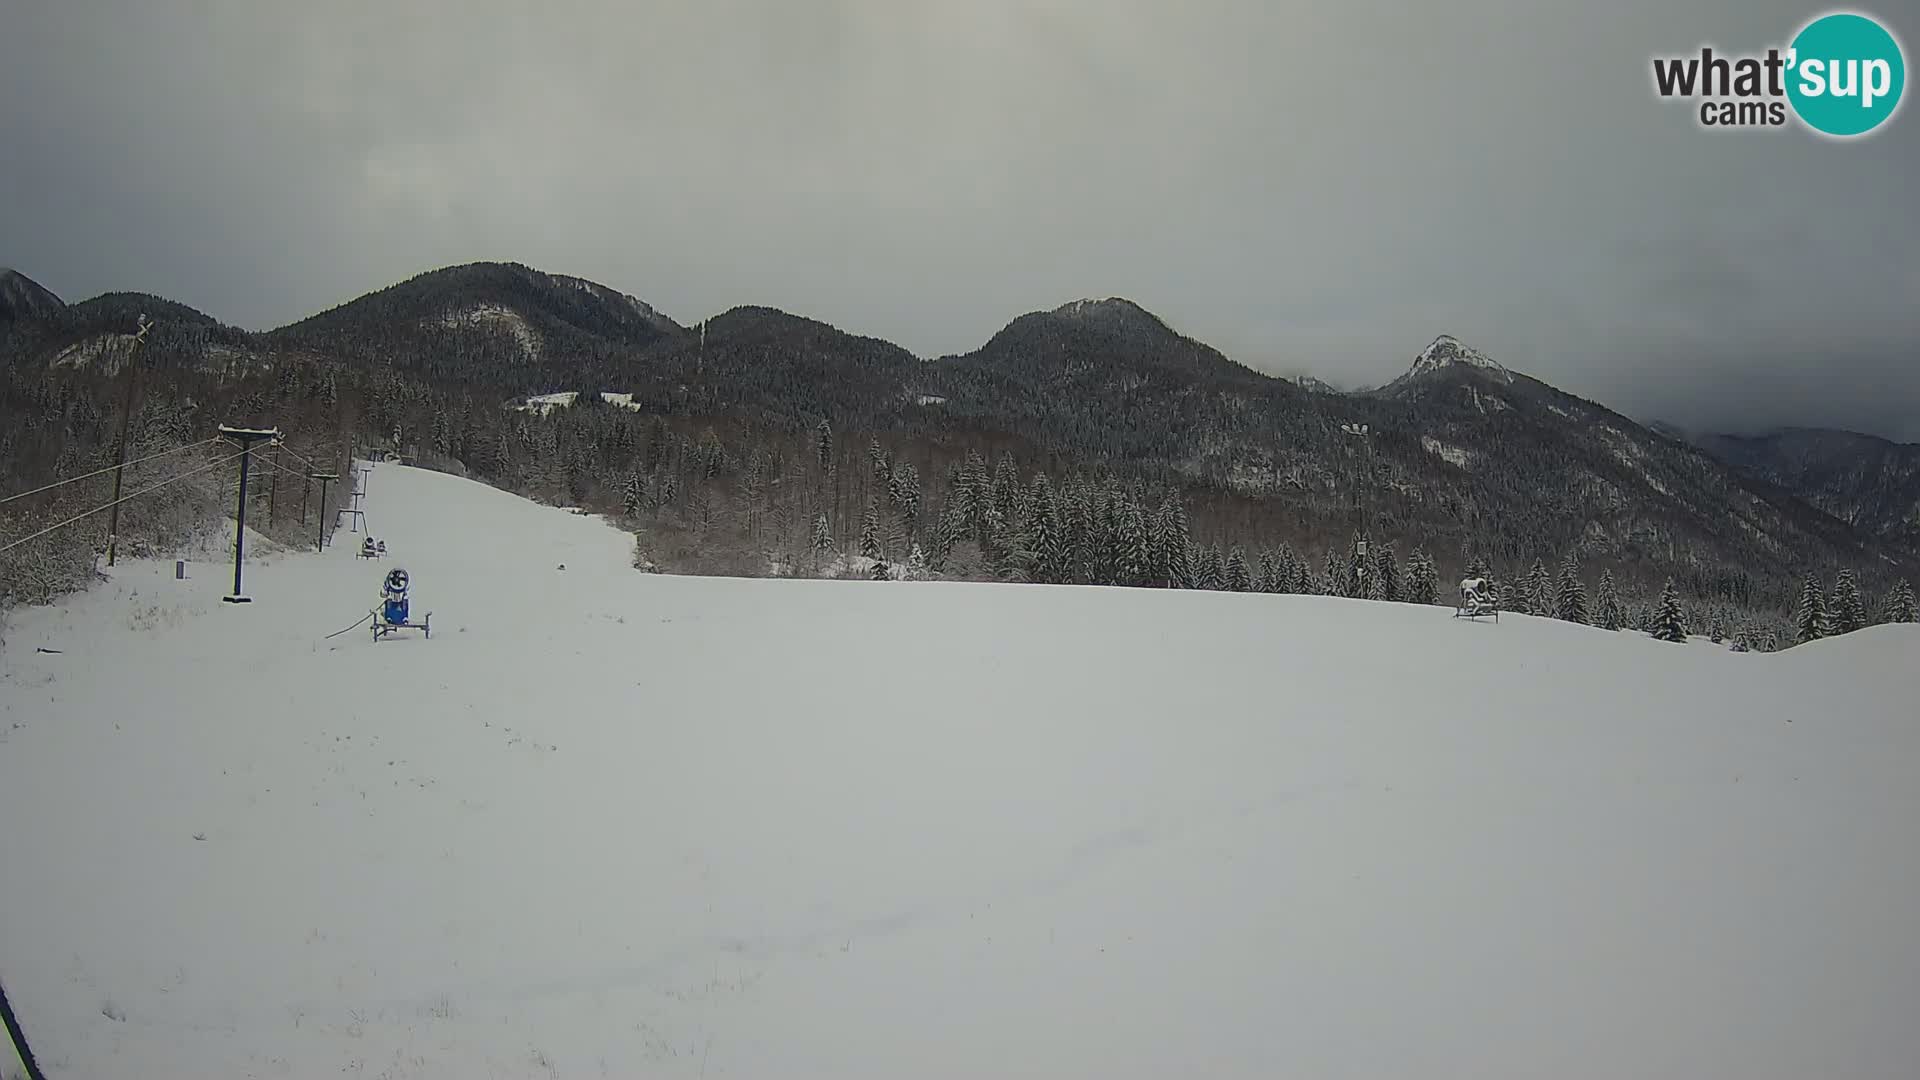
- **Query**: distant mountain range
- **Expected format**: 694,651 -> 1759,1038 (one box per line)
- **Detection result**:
1661,424 -> 1920,549
4,261 -> 1914,603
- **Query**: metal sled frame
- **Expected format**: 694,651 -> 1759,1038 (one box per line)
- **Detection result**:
372,611 -> 432,641
1453,605 -> 1500,622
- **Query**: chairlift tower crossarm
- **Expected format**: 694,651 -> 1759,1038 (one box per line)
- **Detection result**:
312,472 -> 339,551
216,425 -> 282,603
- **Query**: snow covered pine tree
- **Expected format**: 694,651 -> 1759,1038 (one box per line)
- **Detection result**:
1523,559 -> 1550,616
1885,580 -> 1918,623
1797,575 -> 1828,643
1198,546 -> 1226,591
1830,569 -> 1866,635
860,503 -> 883,563
1256,550 -> 1280,593
1406,548 -> 1438,605
1370,543 -> 1399,602
1594,569 -> 1623,631
1652,580 -> 1688,643
1556,554 -> 1588,625
1225,549 -> 1251,592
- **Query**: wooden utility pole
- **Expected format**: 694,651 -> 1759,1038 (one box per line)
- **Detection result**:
267,444 -> 281,524
218,426 -> 281,603
104,315 -> 152,566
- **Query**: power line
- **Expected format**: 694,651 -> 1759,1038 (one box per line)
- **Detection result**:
254,453 -> 364,533
253,452 -> 318,484
0,437 -> 222,506
249,450 -> 356,538
271,441 -> 324,473
0,449 -> 248,557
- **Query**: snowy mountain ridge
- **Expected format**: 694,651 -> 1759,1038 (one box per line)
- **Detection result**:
549,272 -> 682,335
0,266 -> 67,321
1403,333 -> 1514,383
1054,296 -> 1148,319
1050,296 -> 1179,341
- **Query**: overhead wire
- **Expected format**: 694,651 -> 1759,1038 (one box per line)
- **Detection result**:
254,452 -> 322,485
268,441 -> 325,474
0,448 -> 249,557
3,433 -> 380,645
0,437 -> 223,506
251,443 -> 374,539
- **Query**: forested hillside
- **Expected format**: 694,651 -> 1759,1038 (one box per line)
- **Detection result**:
3,261 -> 1914,650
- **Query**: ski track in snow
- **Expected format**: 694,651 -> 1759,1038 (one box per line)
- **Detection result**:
2,463 -> 1918,1079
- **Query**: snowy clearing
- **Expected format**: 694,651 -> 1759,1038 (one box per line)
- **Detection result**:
2,464 -> 1917,1079
1420,434 -> 1473,470
512,391 -> 642,415
437,304 -> 541,360
1601,426 -> 1674,496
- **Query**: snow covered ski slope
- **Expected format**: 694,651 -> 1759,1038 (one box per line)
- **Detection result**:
2,463 -> 1918,1079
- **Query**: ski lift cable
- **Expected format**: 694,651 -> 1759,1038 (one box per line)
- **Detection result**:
254,453 -> 366,533
252,452 -> 322,484
0,437 -> 224,506
0,448 -> 250,557
268,441 -> 324,473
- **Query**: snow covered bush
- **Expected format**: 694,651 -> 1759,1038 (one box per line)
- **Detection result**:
0,534 -> 97,606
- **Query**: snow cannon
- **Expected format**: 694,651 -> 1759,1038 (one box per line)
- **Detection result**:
381,567 -> 410,623
1455,576 -> 1499,622
373,568 -> 431,641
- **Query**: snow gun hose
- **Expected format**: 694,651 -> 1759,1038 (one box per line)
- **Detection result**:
325,611 -> 376,640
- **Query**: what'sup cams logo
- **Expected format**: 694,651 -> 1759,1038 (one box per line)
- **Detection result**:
1653,11 -> 1905,137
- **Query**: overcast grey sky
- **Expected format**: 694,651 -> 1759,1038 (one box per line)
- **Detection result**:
4,1 -> 1916,438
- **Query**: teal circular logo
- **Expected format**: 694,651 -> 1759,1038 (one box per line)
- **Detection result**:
1787,13 -> 1905,136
